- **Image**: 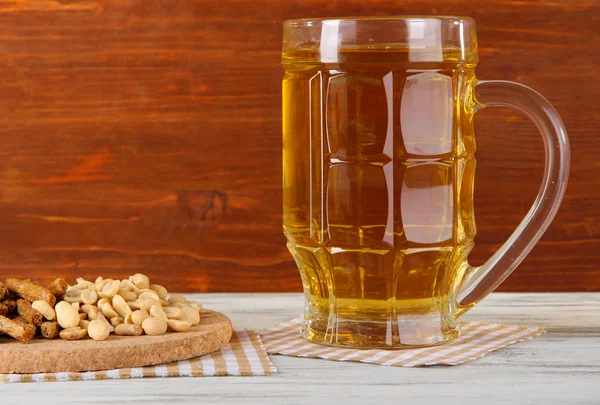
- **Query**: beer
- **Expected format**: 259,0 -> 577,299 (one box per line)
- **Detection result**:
283,47 -> 477,348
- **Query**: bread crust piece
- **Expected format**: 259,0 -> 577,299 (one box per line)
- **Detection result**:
6,278 -> 56,306
0,315 -> 36,343
40,321 -> 60,339
17,299 -> 43,326
0,302 -> 8,316
0,282 -> 7,300
47,278 -> 68,299
1,299 -> 17,315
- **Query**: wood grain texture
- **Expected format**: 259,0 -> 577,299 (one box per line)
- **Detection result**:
0,0 -> 598,292
1,293 -> 599,404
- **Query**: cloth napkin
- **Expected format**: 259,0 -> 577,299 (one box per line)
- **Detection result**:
1,330 -> 276,383
260,318 -> 545,367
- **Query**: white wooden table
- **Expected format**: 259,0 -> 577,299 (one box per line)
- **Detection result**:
1,293 -> 599,404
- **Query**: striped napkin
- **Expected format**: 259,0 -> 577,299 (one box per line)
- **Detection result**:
1,330 -> 276,383
261,318 -> 545,367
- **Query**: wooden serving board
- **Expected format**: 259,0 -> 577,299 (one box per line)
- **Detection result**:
0,309 -> 232,374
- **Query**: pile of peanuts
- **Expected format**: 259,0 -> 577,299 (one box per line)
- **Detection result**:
0,274 -> 201,343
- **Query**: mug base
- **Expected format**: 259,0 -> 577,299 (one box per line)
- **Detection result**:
301,313 -> 460,349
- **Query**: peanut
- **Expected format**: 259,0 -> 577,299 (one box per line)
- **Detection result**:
131,310 -> 150,326
81,289 -> 98,305
120,279 -> 141,293
112,294 -> 131,319
88,319 -> 111,341
163,307 -> 181,319
66,286 -> 81,295
149,284 -> 168,299
168,293 -> 188,305
124,312 -> 133,324
166,319 -> 192,332
97,298 -> 110,309
142,317 -> 167,336
138,298 -> 158,311
95,277 -> 108,291
179,307 -> 200,325
81,304 -> 99,320
101,303 -> 119,319
63,289 -> 83,303
75,278 -> 96,291
60,327 -> 88,340
127,300 -> 141,310
115,324 -> 143,336
32,300 -> 56,321
130,273 -> 150,290
138,291 -> 160,301
188,301 -> 203,312
56,301 -> 80,329
99,315 -> 114,333
101,280 -> 120,298
149,305 -> 167,321
2,274 -> 203,343
118,289 -> 137,302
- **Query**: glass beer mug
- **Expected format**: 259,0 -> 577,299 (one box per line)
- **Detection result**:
282,17 -> 569,348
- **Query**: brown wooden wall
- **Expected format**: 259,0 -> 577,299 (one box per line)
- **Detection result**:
0,0 -> 598,292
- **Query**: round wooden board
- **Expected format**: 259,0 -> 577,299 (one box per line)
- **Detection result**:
0,309 -> 232,374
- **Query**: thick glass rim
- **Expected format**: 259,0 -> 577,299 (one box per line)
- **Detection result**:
284,15 -> 475,27
282,15 -> 478,64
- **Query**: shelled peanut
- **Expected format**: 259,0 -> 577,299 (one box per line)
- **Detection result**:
61,274 -> 201,341
0,274 -> 202,343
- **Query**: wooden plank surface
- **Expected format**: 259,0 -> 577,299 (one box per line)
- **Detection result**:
0,1 -> 598,292
1,293 -> 599,404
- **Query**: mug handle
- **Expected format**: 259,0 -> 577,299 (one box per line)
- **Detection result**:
455,80 -> 570,315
